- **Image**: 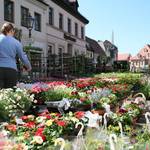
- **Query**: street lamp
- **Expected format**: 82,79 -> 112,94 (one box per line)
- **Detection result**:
25,12 -> 34,79
27,12 -> 35,39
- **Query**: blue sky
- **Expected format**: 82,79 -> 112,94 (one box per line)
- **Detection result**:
78,0 -> 150,56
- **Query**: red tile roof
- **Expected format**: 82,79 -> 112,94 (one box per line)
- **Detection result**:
130,55 -> 140,61
117,53 -> 131,61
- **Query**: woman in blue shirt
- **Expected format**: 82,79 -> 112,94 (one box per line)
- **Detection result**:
0,23 -> 31,88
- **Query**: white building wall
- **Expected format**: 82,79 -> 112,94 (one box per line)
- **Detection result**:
45,0 -> 87,56
0,0 -> 87,58
0,0 -> 48,57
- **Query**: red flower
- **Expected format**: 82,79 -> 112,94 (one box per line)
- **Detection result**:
46,114 -> 51,119
74,111 -> 85,119
80,97 -> 86,102
35,128 -> 46,141
31,85 -> 42,93
23,122 -> 35,128
55,113 -> 61,117
21,116 -> 28,120
71,91 -> 78,95
6,124 -> 17,132
56,120 -> 66,127
66,83 -> 72,87
118,108 -> 127,114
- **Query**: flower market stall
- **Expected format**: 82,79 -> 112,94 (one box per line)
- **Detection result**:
0,73 -> 150,150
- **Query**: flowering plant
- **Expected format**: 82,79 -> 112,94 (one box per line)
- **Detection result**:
0,88 -> 34,121
2,111 -> 88,149
37,85 -> 74,102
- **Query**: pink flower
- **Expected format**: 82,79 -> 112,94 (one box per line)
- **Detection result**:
23,122 -> 35,128
6,124 -> 17,132
31,85 -> 42,93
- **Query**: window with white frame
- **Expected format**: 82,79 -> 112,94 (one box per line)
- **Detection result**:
34,12 -> 41,32
4,0 -> 14,23
75,23 -> 78,37
68,18 -> 71,34
21,6 -> 29,27
49,7 -> 54,25
59,13 -> 63,30
48,45 -> 53,55
81,26 -> 84,39
58,46 -> 64,56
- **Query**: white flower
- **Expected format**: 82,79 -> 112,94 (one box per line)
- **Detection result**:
34,100 -> 37,103
30,94 -> 34,101
13,105 -> 17,109
16,88 -> 23,92
17,96 -> 22,101
9,105 -> 13,109
36,116 -> 46,123
32,136 -> 43,144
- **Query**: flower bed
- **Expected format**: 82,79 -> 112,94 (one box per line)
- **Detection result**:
0,73 -> 149,149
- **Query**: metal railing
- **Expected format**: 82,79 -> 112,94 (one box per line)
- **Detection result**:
18,55 -> 98,82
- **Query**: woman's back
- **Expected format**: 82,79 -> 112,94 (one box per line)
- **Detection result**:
0,34 -> 19,70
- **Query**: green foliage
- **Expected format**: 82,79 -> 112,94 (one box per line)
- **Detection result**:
0,88 -> 34,121
41,86 -> 73,102
43,90 -> 65,101
136,129 -> 150,143
139,82 -> 150,99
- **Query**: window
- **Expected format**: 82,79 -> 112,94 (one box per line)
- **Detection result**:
49,7 -> 53,25
68,18 -> 71,33
58,47 -> 63,56
75,49 -> 79,56
59,13 -> 63,30
34,12 -> 41,32
67,44 -> 73,56
81,26 -> 84,39
48,45 -> 53,55
4,0 -> 14,22
75,23 -> 78,37
21,6 -> 29,27
48,45 -> 55,55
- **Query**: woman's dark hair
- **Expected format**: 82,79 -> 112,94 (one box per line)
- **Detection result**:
1,23 -> 15,35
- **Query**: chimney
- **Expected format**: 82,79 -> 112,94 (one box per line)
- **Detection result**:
68,0 -> 79,11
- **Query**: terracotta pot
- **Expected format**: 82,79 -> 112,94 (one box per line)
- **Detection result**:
92,109 -> 105,115
131,117 -> 138,125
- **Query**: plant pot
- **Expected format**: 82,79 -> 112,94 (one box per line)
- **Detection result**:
69,104 -> 92,112
91,109 -> 105,115
131,117 -> 138,125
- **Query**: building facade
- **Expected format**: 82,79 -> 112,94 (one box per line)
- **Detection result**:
45,0 -> 89,57
86,37 -> 106,61
103,40 -> 118,65
130,44 -> 150,72
0,0 -> 89,73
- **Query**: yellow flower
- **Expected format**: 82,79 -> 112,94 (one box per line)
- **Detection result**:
27,115 -> 34,120
70,117 -> 79,123
45,120 -> 53,126
51,113 -> 56,116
